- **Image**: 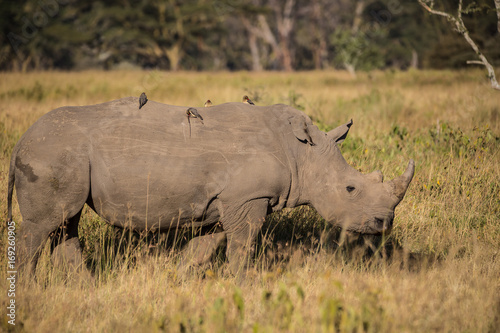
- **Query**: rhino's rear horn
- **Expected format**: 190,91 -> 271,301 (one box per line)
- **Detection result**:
388,159 -> 415,204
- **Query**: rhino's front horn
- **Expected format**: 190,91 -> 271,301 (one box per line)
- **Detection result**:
388,159 -> 415,205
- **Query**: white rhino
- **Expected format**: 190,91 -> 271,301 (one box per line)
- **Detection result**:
7,97 -> 414,274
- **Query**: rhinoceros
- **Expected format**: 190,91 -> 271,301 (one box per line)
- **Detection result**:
7,97 -> 414,274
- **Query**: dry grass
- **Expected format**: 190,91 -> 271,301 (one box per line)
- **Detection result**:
0,69 -> 499,332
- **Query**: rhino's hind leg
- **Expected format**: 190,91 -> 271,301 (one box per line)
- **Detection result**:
52,238 -> 84,270
223,199 -> 268,275
17,219 -> 56,277
17,209 -> 87,279
15,154 -> 91,279
51,210 -> 88,276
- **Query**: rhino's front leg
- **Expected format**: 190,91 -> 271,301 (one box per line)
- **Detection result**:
223,199 -> 268,275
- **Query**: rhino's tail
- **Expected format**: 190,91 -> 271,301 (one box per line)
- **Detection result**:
7,147 -> 16,222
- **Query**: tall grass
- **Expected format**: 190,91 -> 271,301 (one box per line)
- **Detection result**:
0,70 -> 499,332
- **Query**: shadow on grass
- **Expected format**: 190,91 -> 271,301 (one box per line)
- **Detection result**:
256,206 -> 443,274
72,205 -> 442,281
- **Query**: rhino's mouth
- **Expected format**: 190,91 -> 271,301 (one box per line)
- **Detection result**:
374,216 -> 393,233
343,216 -> 393,235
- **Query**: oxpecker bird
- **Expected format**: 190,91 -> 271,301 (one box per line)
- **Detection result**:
186,107 -> 204,124
139,92 -> 148,109
243,95 -> 255,105
186,107 -> 204,138
204,99 -> 213,107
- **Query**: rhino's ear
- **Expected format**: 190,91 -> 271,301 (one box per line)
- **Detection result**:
327,119 -> 353,144
289,116 -> 315,146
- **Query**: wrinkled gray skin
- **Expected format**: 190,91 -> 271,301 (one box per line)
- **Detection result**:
7,97 -> 414,275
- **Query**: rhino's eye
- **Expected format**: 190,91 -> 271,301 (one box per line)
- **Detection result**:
346,186 -> 356,193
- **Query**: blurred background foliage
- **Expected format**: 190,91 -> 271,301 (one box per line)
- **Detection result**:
0,0 -> 499,72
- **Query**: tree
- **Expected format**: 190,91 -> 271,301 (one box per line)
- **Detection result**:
295,0 -> 355,70
84,0 -> 222,71
1,0 -> 498,72
1,0 -> 92,71
418,0 -> 500,91
238,0 -> 296,71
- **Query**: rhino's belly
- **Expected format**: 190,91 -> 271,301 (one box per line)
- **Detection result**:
88,178 -> 222,230
90,192 -> 221,230
88,156 -> 226,229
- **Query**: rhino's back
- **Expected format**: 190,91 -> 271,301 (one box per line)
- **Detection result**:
86,97 -> 287,152
19,98 -> 297,226
20,97 -> 295,162
67,97 -> 293,170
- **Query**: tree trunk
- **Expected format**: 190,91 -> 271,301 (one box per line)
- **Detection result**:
345,63 -> 356,78
257,14 -> 282,66
248,32 -> 262,71
411,49 -> 418,69
311,0 -> 328,69
495,0 -> 500,33
352,0 -> 366,33
21,55 -> 32,73
241,0 -> 295,71
279,37 -> 293,71
165,43 -> 182,71
275,0 -> 295,71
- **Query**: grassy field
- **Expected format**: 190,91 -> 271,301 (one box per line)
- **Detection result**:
0,70 -> 499,332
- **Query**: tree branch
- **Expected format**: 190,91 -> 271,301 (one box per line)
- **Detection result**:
467,60 -> 485,66
418,0 -> 500,91
495,0 -> 500,33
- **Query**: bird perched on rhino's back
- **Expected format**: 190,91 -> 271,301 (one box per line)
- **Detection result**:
139,92 -> 148,109
186,107 -> 204,124
243,95 -> 255,105
204,100 -> 212,107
